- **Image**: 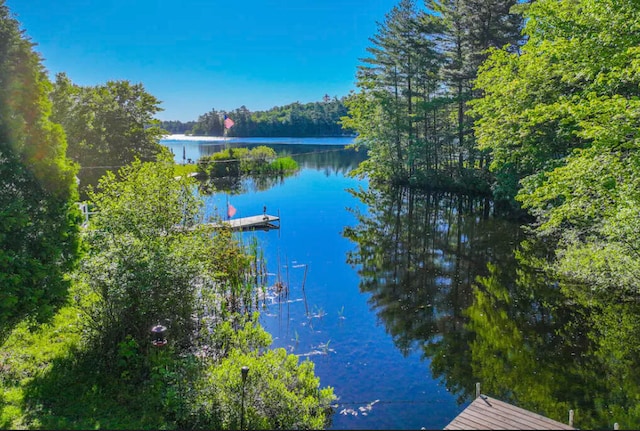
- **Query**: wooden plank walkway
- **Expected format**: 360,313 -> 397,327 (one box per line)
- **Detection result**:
445,395 -> 575,430
211,214 -> 280,231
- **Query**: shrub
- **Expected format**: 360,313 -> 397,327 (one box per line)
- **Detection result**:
187,316 -> 335,430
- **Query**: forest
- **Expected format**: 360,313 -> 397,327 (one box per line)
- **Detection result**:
343,0 -> 640,303
342,0 -> 522,195
160,96 -> 354,137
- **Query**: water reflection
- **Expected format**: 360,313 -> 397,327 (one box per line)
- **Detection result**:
345,185 -> 640,429
77,139 -> 364,199
162,136 -> 364,174
196,144 -> 366,195
469,239 -> 640,429
196,143 -> 367,175
344,186 -> 522,395
198,174 -> 295,196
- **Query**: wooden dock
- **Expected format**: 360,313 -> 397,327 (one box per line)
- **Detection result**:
212,214 -> 280,231
445,395 -> 575,430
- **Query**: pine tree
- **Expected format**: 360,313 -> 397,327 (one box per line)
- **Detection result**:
347,0 -> 429,182
0,0 -> 80,338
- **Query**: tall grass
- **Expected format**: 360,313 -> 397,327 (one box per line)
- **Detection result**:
269,156 -> 298,173
174,163 -> 198,177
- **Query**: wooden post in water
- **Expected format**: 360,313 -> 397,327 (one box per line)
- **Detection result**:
569,409 -> 574,427
476,382 -> 481,399
302,264 -> 309,317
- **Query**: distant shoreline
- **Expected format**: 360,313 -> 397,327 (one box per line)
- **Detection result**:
161,134 -> 356,142
160,134 -> 356,142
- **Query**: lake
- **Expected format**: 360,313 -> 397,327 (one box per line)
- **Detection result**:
161,136 -> 640,430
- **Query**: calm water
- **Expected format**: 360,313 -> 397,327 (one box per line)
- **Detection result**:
160,137 -> 640,430
162,136 -> 361,167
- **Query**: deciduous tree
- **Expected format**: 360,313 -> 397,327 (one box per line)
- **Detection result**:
472,0 -> 640,294
51,73 -> 165,168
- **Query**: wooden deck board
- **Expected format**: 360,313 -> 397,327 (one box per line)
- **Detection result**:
210,214 -> 280,231
447,411 -> 492,430
487,397 -> 573,429
465,404 -> 548,429
444,396 -> 574,430
467,401 -> 545,427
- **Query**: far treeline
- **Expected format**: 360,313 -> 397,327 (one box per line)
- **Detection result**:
160,96 -> 355,137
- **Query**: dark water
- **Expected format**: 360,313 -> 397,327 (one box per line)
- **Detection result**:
162,138 -> 640,430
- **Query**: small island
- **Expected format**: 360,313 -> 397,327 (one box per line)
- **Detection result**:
197,145 -> 298,179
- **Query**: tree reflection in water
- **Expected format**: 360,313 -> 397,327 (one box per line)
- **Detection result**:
198,173 -> 292,196
197,146 -> 367,195
344,185 -> 640,430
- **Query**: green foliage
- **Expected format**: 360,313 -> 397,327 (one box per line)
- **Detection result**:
190,108 -> 226,136
0,0 -> 80,338
173,163 -> 198,177
1,150 -> 333,429
241,146 -> 275,174
520,149 -> 640,296
472,0 -> 640,295
197,146 -> 299,178
188,98 -> 352,137
472,0 -> 640,197
179,315 -> 335,430
202,349 -> 334,430
0,300 -> 334,430
198,148 -> 245,177
0,302 -> 84,429
51,72 -> 165,168
80,152 -> 210,357
68,152 -> 331,429
160,119 -> 197,135
269,156 -> 298,173
344,0 -> 523,190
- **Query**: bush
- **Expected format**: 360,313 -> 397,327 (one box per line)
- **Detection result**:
174,163 -> 198,178
187,316 -> 335,430
202,349 -> 335,430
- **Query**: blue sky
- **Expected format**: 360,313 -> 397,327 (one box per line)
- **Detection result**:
6,0 -> 397,121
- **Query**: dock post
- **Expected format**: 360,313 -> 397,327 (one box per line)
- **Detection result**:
614,422 -> 619,430
569,409 -> 574,427
475,382 -> 481,399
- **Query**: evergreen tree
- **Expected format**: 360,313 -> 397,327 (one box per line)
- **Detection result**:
345,0 -> 430,183
158,120 -> 196,134
426,0 -> 522,172
190,108 -> 224,136
0,1 -> 80,337
344,0 -> 523,190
